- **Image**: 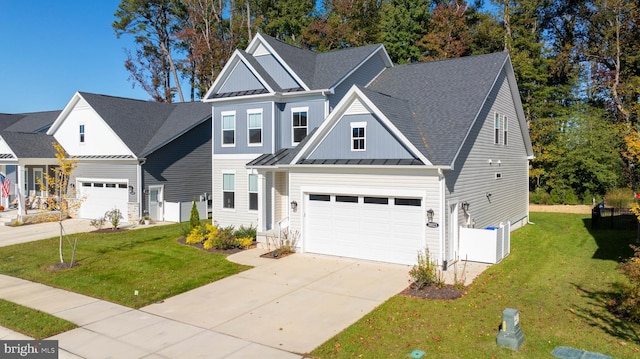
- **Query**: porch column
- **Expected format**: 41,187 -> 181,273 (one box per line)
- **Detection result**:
17,164 -> 25,215
258,173 -> 266,232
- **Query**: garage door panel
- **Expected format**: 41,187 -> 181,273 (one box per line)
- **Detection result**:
305,194 -> 424,265
79,181 -> 129,220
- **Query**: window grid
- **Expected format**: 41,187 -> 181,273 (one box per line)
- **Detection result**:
79,124 -> 85,143
248,110 -> 262,146
222,113 -> 235,146
292,109 -> 308,144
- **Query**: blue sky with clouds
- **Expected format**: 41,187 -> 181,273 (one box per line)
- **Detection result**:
1,1 -> 150,114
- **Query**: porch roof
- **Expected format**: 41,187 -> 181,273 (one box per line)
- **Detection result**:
0,132 -> 56,158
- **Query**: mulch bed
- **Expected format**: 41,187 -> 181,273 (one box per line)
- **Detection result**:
46,262 -> 81,272
90,228 -> 127,234
401,284 -> 466,300
176,237 -> 252,255
259,251 -> 293,259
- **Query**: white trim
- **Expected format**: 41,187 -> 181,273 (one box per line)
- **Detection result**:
76,177 -> 128,184
222,170 -> 236,211
248,173 -> 259,211
79,123 -> 86,143
503,115 -> 508,146
291,106 -> 309,146
350,121 -> 367,152
247,108 -> 263,147
329,45 -> 393,92
202,50 -> 276,101
246,33 -> 311,91
300,185 -> 425,198
221,110 -> 236,147
494,111 -> 501,145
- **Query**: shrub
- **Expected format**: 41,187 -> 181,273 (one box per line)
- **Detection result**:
236,237 -> 254,249
266,229 -> 300,257
186,225 -> 206,244
104,208 -> 124,230
209,225 -> 236,250
235,224 -> 257,241
90,216 -> 106,230
604,187 -> 634,209
409,247 -> 439,289
189,200 -> 200,230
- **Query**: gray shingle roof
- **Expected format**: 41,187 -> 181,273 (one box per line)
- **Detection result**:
257,34 -> 384,90
4,111 -> 60,133
0,132 -> 57,158
366,52 -> 509,165
0,114 -> 24,131
79,93 -> 211,157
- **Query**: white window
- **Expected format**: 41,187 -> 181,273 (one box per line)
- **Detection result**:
351,122 -> 366,151
494,112 -> 500,145
247,109 -> 262,146
292,107 -> 308,144
503,115 -> 508,146
223,172 -> 235,209
248,174 -> 258,210
222,111 -> 236,147
79,124 -> 85,143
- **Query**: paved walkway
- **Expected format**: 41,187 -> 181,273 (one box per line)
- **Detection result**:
0,220 -> 490,358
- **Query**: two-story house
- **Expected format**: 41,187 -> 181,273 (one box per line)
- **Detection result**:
204,34 -> 533,266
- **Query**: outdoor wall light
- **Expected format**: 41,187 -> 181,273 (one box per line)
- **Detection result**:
461,201 -> 470,213
426,208 -> 434,222
290,200 -> 298,212
128,185 -> 135,195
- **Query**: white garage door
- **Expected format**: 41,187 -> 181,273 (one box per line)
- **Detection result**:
79,181 -> 129,220
304,193 -> 425,265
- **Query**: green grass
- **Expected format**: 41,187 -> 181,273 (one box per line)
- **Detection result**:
0,223 -> 250,308
312,212 -> 640,358
0,299 -> 77,339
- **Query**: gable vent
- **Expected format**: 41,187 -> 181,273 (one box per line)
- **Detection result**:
253,43 -> 270,56
345,99 -> 369,115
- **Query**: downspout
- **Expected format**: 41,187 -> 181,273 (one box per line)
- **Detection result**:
438,168 -> 446,267
137,158 -> 146,221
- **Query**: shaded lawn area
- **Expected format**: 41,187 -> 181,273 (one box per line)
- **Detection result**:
0,224 -> 250,309
312,212 -> 640,358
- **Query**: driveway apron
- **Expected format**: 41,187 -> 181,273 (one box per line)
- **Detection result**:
141,250 -> 410,354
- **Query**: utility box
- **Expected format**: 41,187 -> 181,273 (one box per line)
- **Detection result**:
496,308 -> 524,350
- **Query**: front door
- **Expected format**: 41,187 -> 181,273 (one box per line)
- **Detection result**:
148,186 -> 164,221
33,168 -> 44,196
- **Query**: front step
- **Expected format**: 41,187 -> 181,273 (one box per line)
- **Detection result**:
0,216 -> 15,226
0,210 -> 18,226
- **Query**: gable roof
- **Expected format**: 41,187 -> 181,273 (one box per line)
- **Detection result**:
49,92 -> 211,158
0,132 -> 56,159
291,52 -> 532,168
205,33 -> 391,100
0,111 -> 59,133
366,52 -> 520,166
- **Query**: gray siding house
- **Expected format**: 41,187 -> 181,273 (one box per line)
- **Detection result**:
205,34 -> 533,266
42,92 -> 212,222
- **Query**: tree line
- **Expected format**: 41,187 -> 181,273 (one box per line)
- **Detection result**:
113,0 -> 640,203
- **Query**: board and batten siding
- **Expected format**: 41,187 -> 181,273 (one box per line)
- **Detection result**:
254,54 -> 300,89
212,102 -> 274,155
307,113 -> 416,160
444,68 -> 529,236
143,119 -> 212,211
72,161 -> 138,204
288,167 -> 443,260
212,156 -> 261,228
218,61 -> 265,94
330,52 -> 389,110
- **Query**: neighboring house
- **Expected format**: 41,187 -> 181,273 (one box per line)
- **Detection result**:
204,34 -> 533,267
0,111 -> 60,209
45,92 -> 212,222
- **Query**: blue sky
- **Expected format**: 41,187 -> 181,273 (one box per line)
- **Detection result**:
1,1 -> 150,114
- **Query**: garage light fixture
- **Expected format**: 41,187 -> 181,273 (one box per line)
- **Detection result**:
461,201 -> 470,213
426,208 -> 434,223
128,185 -> 135,195
290,200 -> 298,212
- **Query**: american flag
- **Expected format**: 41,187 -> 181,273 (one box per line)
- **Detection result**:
0,174 -> 10,198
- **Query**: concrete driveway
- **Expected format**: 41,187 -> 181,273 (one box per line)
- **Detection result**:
142,249 -> 410,355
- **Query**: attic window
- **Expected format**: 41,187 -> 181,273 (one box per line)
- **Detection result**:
79,124 -> 85,143
351,122 -> 366,151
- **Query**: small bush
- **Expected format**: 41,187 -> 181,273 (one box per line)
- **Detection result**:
266,229 -> 300,256
604,187 -> 634,209
186,225 -> 206,244
236,237 -> 254,249
90,216 -> 106,230
189,200 -> 200,230
104,208 -> 124,230
409,247 -> 440,289
235,224 -> 257,241
210,225 -> 236,250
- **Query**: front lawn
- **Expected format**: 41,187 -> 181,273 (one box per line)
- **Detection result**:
0,223 -> 249,308
0,299 -> 77,339
312,212 -> 640,358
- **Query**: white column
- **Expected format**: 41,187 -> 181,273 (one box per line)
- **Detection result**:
17,164 -> 25,215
